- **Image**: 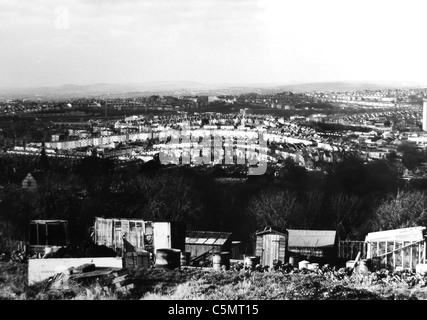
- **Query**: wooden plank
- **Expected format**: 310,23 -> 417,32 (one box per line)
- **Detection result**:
351,252 -> 361,273
70,268 -> 121,280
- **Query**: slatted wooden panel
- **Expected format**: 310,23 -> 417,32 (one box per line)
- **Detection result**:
255,236 -> 263,258
278,236 -> 287,263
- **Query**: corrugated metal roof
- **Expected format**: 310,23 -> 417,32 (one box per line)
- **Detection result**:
288,229 -> 337,248
185,230 -> 232,246
365,226 -> 426,242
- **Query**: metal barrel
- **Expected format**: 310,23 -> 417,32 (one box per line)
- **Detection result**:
181,252 -> 191,266
289,256 -> 299,267
180,251 -> 191,267
212,252 -> 222,271
212,252 -> 230,271
244,256 -> 260,270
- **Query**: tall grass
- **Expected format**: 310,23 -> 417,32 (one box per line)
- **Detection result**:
0,261 -> 27,300
2,262 -> 427,300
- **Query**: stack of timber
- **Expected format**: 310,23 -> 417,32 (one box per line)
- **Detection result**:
47,264 -> 136,293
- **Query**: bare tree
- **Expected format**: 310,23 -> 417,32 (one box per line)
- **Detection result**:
371,190 -> 427,231
298,190 -> 325,229
247,189 -> 300,231
328,192 -> 362,239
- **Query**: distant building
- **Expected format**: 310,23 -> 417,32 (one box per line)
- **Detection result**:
21,172 -> 43,191
208,96 -> 219,103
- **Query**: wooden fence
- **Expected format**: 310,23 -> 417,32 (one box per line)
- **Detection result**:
338,240 -> 368,260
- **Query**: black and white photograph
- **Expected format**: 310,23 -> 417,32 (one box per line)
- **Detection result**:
2,0 -> 427,309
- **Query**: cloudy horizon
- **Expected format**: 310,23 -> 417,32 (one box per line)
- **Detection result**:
2,0 -> 427,88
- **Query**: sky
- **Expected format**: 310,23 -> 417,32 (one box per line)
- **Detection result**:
1,0 -> 427,88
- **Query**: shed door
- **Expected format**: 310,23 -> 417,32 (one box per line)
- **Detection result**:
153,222 -> 171,253
263,234 -> 280,267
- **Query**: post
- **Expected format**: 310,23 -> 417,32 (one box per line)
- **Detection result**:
393,241 -> 396,269
385,241 -> 387,266
410,243 -> 413,270
36,223 -> 39,245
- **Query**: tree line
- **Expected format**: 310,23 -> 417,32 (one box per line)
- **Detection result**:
1,154 -> 426,252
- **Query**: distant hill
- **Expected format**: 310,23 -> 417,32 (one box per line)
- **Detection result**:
270,81 -> 427,93
1,81 -> 426,100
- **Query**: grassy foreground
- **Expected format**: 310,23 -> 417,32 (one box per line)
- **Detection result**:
2,261 -> 427,300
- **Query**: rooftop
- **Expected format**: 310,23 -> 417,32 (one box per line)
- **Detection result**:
287,229 -> 337,248
186,230 -> 232,246
365,226 -> 426,242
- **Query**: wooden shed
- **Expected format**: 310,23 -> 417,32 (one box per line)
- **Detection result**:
93,217 -> 186,255
255,227 -> 288,267
287,229 -> 337,259
185,230 -> 232,262
22,173 -> 40,191
27,220 -> 70,255
365,226 -> 427,271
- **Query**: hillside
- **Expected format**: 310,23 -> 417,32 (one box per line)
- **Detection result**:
2,81 -> 427,100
